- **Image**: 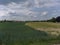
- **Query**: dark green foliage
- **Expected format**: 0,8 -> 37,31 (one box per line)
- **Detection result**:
47,17 -> 56,22
56,16 -> 60,22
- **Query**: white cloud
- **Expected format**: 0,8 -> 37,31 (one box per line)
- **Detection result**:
0,0 -> 60,20
31,0 -> 60,8
0,10 -> 8,16
0,5 -> 9,16
0,2 -> 39,20
41,11 -> 48,16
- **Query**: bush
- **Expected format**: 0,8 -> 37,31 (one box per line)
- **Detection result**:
56,16 -> 60,22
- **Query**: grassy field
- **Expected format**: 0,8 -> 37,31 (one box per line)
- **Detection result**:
0,22 -> 60,45
26,22 -> 60,36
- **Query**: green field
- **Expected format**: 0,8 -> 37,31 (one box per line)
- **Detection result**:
0,22 -> 60,45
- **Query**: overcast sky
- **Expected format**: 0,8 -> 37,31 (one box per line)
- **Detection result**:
0,0 -> 60,21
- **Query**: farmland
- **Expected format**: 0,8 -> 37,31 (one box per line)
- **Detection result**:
0,22 -> 60,45
26,22 -> 60,36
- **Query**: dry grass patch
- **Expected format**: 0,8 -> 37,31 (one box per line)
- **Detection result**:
26,22 -> 60,36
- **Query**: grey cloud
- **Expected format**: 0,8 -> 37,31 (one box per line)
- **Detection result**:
0,0 -> 27,5
0,0 -> 60,21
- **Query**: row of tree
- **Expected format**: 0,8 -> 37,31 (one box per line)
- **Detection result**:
0,16 -> 60,22
30,16 -> 60,22
47,16 -> 60,22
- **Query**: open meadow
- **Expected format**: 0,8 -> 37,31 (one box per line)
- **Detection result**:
0,22 -> 60,45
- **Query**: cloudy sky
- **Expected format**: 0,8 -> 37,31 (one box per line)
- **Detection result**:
0,0 -> 60,21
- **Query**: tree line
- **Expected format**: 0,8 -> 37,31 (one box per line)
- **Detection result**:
46,16 -> 60,22
0,16 -> 60,22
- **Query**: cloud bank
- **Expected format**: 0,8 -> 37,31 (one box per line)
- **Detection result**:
0,0 -> 60,21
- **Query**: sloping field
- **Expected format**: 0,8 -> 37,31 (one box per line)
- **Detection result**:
26,22 -> 60,29
26,22 -> 60,35
0,22 -> 60,45
0,22 -> 51,45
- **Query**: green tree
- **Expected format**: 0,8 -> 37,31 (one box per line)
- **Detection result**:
50,17 -> 56,22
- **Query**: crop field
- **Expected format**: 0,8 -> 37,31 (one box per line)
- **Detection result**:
26,22 -> 60,36
0,22 -> 60,45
